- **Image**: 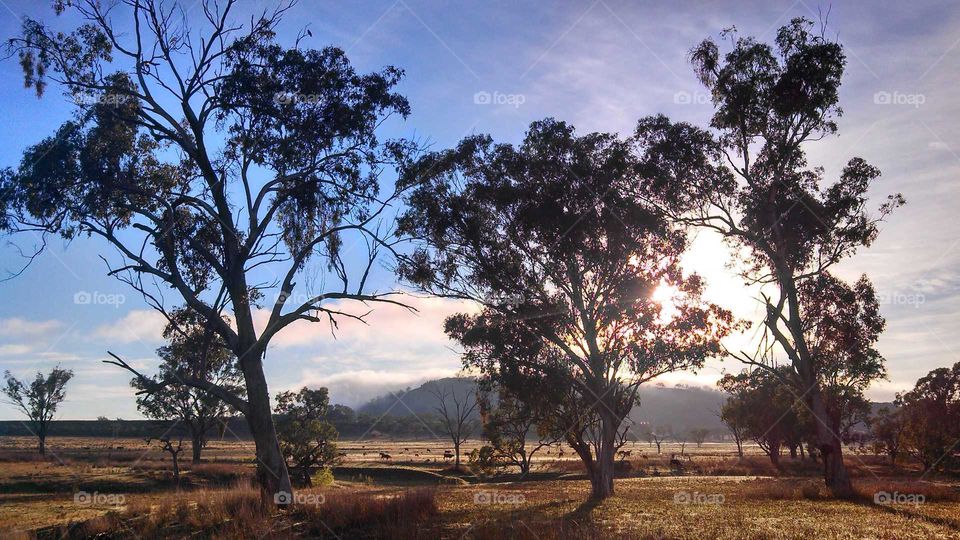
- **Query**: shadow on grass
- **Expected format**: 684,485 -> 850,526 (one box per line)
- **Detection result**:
850,494 -> 960,533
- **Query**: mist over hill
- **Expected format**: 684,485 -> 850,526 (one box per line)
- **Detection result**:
356,377 -> 732,434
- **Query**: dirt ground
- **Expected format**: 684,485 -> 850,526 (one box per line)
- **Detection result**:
1,436 -> 958,539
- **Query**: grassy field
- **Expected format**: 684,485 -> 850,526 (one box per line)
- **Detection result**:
1,436 -> 959,538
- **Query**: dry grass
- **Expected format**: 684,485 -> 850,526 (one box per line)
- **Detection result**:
39,484 -> 439,539
439,476 -> 960,539
4,437 -> 960,539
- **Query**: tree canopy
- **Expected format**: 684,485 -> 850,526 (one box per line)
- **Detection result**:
400,118 -> 733,498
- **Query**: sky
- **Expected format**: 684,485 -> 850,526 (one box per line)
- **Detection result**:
0,0 -> 958,419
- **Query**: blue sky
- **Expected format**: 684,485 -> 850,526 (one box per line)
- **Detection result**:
0,0 -> 958,419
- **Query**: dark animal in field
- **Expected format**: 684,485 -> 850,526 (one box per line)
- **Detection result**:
618,450 -> 632,460
337,452 -> 347,457
379,452 -> 392,460
443,450 -> 454,461
669,455 -> 684,473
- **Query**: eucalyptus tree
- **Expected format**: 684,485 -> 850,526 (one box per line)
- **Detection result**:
481,388 -> 559,478
2,367 -> 73,455
635,18 -> 903,495
129,307 -> 244,464
1,1 -> 413,501
897,362 -> 960,472
400,119 -> 732,499
274,386 -> 339,487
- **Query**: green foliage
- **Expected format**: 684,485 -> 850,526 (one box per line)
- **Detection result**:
274,387 -> 340,486
131,307 -> 244,460
312,467 -> 335,487
2,366 -> 73,453
869,406 -> 906,464
719,368 -> 810,464
401,117 -> 734,497
896,362 -> 960,472
467,445 -> 501,477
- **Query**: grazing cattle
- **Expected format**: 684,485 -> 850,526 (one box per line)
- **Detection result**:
443,450 -> 454,461
669,455 -> 684,473
618,450 -> 632,459
379,452 -> 392,461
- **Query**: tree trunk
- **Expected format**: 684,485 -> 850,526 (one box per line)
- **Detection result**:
780,272 -> 854,497
589,410 -> 618,500
520,457 -> 530,479
768,441 -> 781,469
191,433 -> 203,464
789,445 -> 798,459
38,431 -> 46,456
240,351 -> 293,505
170,448 -> 181,484
454,441 -> 461,470
808,390 -> 853,497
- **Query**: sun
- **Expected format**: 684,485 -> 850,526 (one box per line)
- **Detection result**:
651,284 -> 681,321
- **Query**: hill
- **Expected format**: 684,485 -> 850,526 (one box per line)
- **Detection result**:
358,377 -> 730,435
